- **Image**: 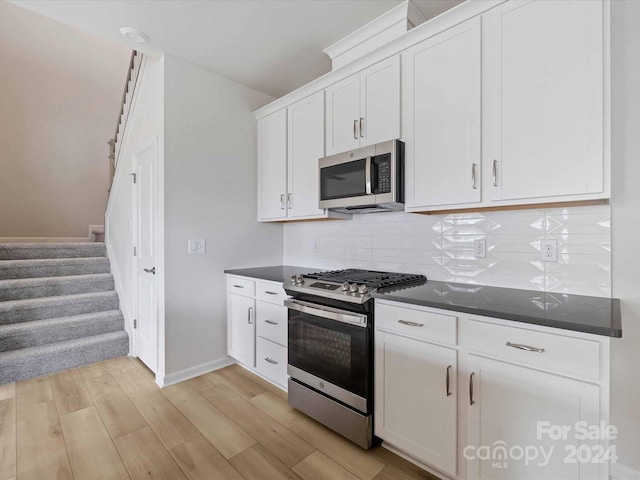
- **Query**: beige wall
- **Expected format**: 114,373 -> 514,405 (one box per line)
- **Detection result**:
0,2 -> 131,238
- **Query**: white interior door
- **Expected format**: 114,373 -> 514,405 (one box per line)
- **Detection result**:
134,139 -> 158,373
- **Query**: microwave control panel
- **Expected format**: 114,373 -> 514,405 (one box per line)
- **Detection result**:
375,154 -> 392,194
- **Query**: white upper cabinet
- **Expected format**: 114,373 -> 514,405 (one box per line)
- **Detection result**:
403,17 -> 482,210
287,91 -> 326,219
325,74 -> 361,155
257,109 -> 288,221
488,0 -> 606,202
325,55 -> 400,155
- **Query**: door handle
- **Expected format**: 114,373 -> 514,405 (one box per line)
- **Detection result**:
359,117 -> 365,138
264,320 -> 279,325
247,307 -> 253,325
506,341 -> 545,353
353,120 -> 359,140
143,267 -> 156,275
265,357 -> 278,365
287,193 -> 292,209
280,194 -> 285,210
446,365 -> 452,397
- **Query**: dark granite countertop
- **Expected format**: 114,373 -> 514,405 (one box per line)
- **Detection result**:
224,265 -> 315,284
372,280 -> 622,338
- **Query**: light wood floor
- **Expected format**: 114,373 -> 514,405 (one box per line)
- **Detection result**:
0,357 -> 439,480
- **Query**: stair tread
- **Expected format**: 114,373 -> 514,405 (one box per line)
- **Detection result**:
0,331 -> 128,362
0,257 -> 109,267
0,310 -> 123,333
0,273 -> 113,288
0,242 -> 105,248
0,291 -> 118,310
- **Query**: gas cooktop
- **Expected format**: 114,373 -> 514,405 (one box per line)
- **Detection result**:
285,269 -> 426,304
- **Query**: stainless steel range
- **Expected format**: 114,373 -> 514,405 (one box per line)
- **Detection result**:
284,269 -> 426,448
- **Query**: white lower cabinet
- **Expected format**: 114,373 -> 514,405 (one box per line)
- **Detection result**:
227,292 -> 255,368
375,330 -> 458,477
466,354 -> 602,480
374,300 -> 610,480
227,275 -> 288,390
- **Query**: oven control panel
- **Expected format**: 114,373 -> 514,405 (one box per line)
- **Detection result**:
309,282 -> 341,291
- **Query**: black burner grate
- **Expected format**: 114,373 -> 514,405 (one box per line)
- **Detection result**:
304,269 -> 426,289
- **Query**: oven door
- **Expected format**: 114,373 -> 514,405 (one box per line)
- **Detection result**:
285,299 -> 371,413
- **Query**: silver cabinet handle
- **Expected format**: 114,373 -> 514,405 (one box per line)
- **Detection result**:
287,193 -> 292,209
359,117 -> 365,138
264,320 -> 278,325
280,194 -> 285,210
469,372 -> 475,406
398,319 -> 424,327
233,284 -> 244,289
506,341 -> 545,353
143,267 -> 156,275
492,159 -> 498,187
265,358 -> 278,365
353,119 -> 358,140
247,307 -> 253,325
264,291 -> 279,295
472,163 -> 478,189
446,365 -> 452,397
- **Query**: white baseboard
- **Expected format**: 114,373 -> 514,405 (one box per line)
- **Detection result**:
0,237 -> 91,243
611,463 -> 640,480
157,356 -> 235,388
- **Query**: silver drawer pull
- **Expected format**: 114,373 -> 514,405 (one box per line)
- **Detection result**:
264,320 -> 278,325
265,358 -> 278,365
506,341 -> 545,353
264,291 -> 279,295
233,284 -> 244,288
398,320 -> 424,327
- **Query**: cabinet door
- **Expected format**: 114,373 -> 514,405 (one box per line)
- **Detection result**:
325,73 -> 361,155
258,109 -> 288,220
228,293 -> 255,367
360,55 -> 401,148
403,18 -> 482,209
287,91 -> 326,218
466,354 -> 602,480
489,0 -> 605,201
375,331 -> 457,477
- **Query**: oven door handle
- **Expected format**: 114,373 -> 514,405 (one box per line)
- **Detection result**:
284,299 -> 367,327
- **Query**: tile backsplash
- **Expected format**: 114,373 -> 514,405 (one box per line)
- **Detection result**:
283,205 -> 611,297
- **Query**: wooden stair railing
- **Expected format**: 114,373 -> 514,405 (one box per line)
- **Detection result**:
108,50 -> 143,191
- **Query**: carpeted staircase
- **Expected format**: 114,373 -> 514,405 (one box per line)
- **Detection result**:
0,242 -> 129,383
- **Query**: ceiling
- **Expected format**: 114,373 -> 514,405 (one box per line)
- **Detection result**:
11,0 -> 463,98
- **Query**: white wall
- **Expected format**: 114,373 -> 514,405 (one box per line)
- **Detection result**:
284,205 -> 611,297
0,1 -> 131,238
162,56 -> 282,380
610,0 -> 640,473
105,55 -> 165,353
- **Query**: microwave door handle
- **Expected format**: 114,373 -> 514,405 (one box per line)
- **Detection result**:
365,156 -> 372,195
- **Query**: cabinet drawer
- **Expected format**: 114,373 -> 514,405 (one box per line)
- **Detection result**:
375,301 -> 457,346
462,318 -> 601,380
257,301 -> 287,347
227,276 -> 255,297
256,281 -> 288,305
256,337 -> 288,387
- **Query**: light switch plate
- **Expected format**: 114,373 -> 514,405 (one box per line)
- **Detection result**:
188,238 -> 206,255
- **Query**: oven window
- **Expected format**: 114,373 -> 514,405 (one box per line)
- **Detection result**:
320,159 -> 367,200
288,309 -> 368,398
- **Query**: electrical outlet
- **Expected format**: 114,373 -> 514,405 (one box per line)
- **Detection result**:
540,239 -> 558,262
313,239 -> 320,253
474,239 -> 486,259
188,238 -> 206,255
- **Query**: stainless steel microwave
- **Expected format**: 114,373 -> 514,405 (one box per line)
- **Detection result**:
318,140 -> 404,214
